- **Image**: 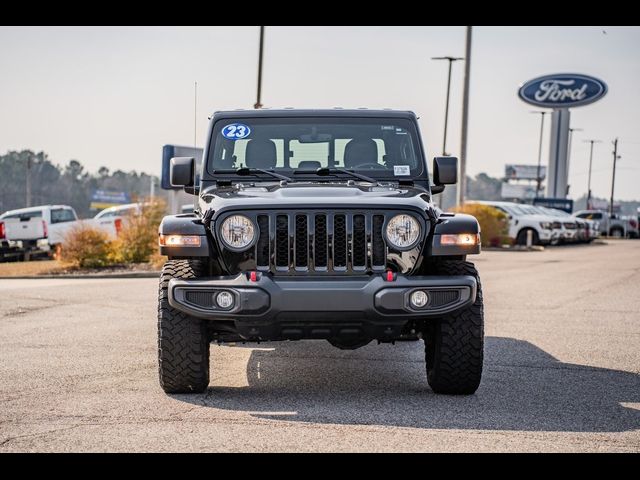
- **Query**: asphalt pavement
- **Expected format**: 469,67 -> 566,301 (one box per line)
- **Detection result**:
1,240 -> 639,452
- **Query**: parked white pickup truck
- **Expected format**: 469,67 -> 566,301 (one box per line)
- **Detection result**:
574,210 -> 628,237
0,205 -> 78,260
0,203 -> 135,261
92,203 -> 143,238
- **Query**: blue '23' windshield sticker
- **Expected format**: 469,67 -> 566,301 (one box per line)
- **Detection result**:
222,123 -> 251,140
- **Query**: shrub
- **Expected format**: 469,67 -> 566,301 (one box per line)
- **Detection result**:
110,199 -> 167,264
61,224 -> 115,268
451,203 -> 510,247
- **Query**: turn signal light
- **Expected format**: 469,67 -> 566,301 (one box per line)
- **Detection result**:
0,221 -> 5,239
159,234 -> 201,247
440,233 -> 480,246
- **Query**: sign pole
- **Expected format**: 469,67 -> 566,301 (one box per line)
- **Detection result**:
546,108 -> 570,198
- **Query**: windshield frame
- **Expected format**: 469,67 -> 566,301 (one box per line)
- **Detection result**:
204,115 -> 427,183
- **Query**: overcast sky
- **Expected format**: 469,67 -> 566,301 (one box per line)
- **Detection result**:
1,26 -> 639,200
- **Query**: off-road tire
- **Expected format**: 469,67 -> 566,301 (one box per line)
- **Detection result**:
424,260 -> 484,395
158,259 -> 210,393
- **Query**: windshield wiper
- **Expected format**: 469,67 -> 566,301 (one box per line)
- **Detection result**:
297,167 -> 378,186
230,167 -> 293,183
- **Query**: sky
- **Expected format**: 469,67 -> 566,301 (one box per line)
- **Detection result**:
1,25 -> 639,201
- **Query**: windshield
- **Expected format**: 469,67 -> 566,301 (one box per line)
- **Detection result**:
1,210 -> 43,220
502,204 -> 528,216
207,117 -> 423,179
520,205 -> 547,216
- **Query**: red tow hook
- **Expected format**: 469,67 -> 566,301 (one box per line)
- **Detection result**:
249,271 -> 258,282
386,270 -> 395,282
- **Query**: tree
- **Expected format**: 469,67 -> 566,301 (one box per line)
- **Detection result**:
0,150 -> 166,218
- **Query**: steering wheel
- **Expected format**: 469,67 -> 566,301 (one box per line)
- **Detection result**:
349,162 -> 387,170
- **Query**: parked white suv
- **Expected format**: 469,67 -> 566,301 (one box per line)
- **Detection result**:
469,201 -> 560,246
538,207 -> 598,243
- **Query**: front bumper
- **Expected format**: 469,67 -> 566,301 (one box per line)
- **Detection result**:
168,273 -> 477,339
539,230 -> 558,244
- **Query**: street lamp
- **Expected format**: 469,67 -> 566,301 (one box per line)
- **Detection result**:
530,111 -> 548,197
432,56 -> 464,156
582,139 -> 601,210
254,26 -> 265,109
610,138 -> 620,217
566,127 -> 582,196
567,127 -> 582,168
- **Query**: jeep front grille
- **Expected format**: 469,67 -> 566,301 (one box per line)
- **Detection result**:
254,211 -> 390,274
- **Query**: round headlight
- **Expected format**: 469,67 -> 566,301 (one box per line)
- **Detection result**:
219,215 -> 256,250
385,214 -> 421,249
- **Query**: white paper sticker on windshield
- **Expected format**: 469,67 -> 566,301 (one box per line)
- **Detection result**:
394,165 -> 410,176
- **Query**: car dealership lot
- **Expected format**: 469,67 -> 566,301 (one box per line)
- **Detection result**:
0,240 -> 639,452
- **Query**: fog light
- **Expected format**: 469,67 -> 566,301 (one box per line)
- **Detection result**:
216,291 -> 234,309
410,290 -> 429,308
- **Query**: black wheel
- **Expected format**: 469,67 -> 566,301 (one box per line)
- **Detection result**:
158,259 -> 210,393
516,228 -> 539,246
609,228 -> 623,238
424,261 -> 484,395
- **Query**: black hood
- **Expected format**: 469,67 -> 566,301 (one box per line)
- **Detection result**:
199,182 -> 433,216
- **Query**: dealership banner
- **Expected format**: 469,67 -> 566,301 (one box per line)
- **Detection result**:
90,190 -> 131,210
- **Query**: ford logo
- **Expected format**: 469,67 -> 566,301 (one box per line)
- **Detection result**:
518,73 -> 607,108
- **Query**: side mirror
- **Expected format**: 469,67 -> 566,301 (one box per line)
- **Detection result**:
170,157 -> 195,188
433,156 -> 458,185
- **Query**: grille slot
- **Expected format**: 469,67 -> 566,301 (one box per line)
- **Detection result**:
276,215 -> 289,267
314,215 -> 328,268
333,214 -> 347,268
372,215 -> 385,266
256,215 -> 269,267
353,214 -> 366,267
295,215 -> 308,268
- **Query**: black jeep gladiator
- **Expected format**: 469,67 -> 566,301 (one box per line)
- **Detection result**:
158,109 -> 483,395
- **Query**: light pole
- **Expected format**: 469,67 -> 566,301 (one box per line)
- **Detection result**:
254,26 -> 265,109
610,138 -> 620,217
432,56 -> 464,156
26,154 -> 32,207
458,26 -> 473,207
583,139 -> 601,210
566,127 -> 582,196
530,111 -> 548,197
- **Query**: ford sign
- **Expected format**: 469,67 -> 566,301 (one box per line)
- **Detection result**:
518,74 -> 607,108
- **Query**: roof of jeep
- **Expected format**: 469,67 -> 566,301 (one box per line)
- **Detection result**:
211,109 -> 417,120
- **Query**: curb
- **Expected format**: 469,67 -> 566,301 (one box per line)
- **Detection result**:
482,246 -> 545,252
0,271 -> 161,280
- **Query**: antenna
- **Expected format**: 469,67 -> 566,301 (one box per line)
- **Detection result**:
193,81 -> 198,215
